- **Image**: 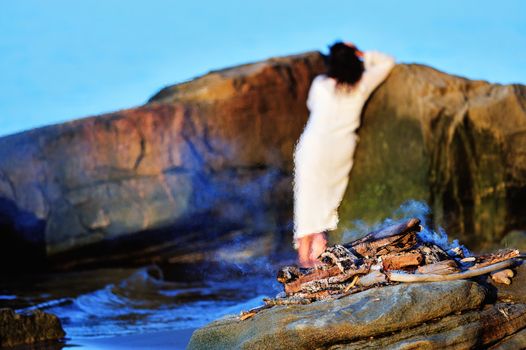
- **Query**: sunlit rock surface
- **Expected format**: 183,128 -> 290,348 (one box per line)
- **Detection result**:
0,50 -> 525,269
188,267 -> 526,350
0,52 -> 324,269
187,280 -> 515,349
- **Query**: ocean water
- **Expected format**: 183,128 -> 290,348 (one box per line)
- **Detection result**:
0,202 -> 464,347
0,264 -> 280,343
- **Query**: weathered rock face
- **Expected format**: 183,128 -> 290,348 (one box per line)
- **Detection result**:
0,50 -> 525,269
332,303 -> 526,350
189,279 -> 526,350
493,328 -> 526,350
0,53 -> 325,269
338,65 -> 526,250
0,308 -> 65,347
188,280 -> 517,349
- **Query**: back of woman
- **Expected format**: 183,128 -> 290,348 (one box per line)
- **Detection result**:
293,42 -> 395,267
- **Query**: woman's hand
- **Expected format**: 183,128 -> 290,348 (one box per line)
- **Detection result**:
344,42 -> 364,58
297,232 -> 327,267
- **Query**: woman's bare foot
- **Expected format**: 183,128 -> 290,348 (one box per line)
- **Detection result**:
297,232 -> 327,267
310,232 -> 327,261
297,235 -> 313,267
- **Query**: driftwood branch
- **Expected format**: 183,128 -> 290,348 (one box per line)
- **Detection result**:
388,260 -> 516,283
417,260 -> 460,275
382,251 -> 423,271
490,269 -> 514,285
253,217 -> 524,317
357,270 -> 387,286
347,218 -> 421,245
468,249 -> 520,270
346,219 -> 421,258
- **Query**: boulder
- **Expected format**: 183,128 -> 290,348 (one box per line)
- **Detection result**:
188,258 -> 526,349
0,50 -> 525,270
331,303 -> 526,350
188,280 -> 489,349
338,65 -> 526,251
490,327 -> 526,350
0,52 -> 325,270
0,308 -> 65,347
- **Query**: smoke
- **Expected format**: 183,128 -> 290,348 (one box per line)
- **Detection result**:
210,228 -> 285,293
343,200 -> 471,257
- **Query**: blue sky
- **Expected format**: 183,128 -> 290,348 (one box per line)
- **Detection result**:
1,0 -> 525,137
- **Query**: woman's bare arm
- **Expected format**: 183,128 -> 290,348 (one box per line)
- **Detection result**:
360,51 -> 396,95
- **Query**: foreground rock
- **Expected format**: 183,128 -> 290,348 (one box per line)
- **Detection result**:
0,308 -> 65,348
491,328 -> 526,350
188,280 -> 526,350
189,280 -> 483,349
0,50 -> 525,270
335,303 -> 526,350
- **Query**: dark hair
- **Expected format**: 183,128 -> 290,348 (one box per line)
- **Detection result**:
327,42 -> 364,88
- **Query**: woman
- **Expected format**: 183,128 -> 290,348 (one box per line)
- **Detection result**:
294,42 -> 395,267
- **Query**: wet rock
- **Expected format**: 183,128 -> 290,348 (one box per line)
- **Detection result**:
188,280 -> 488,349
0,308 -> 65,347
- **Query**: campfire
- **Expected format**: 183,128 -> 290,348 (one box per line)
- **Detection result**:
240,218 -> 522,320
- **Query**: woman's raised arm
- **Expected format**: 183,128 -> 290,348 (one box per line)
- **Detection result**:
360,51 -> 396,95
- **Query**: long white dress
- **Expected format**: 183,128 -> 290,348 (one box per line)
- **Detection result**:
293,51 -> 395,243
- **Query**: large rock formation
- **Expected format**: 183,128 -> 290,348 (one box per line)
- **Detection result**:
187,279 -> 526,349
0,50 -> 524,270
338,64 -> 526,251
0,53 -> 325,270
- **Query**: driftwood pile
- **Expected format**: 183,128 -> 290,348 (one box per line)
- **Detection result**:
240,218 -> 522,320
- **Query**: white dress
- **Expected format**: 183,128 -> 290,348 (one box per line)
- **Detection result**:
293,51 -> 395,243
